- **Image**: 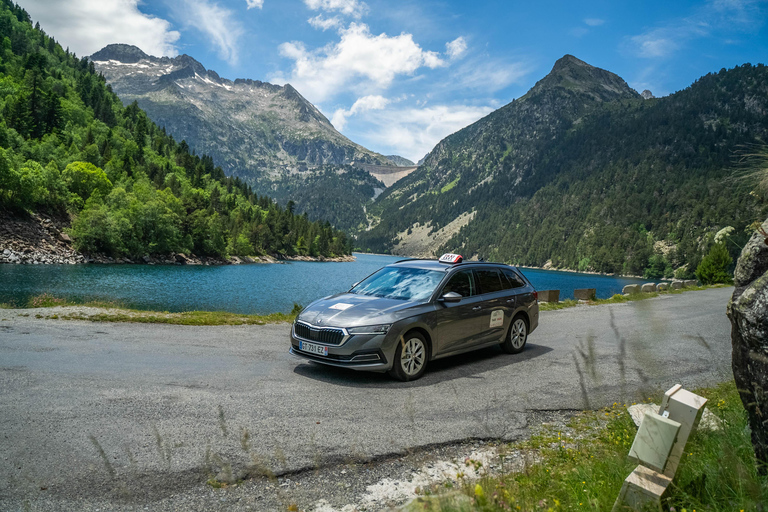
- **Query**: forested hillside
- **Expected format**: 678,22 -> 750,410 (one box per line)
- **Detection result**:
0,0 -> 351,260
91,43 -> 393,232
359,56 -> 768,276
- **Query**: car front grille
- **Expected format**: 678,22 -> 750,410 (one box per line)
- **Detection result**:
294,322 -> 346,345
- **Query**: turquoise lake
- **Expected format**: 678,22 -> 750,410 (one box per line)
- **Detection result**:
0,253 -> 651,314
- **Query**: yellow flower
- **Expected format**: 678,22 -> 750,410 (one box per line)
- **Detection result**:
474,484 -> 484,498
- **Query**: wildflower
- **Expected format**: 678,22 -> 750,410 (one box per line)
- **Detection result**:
474,484 -> 484,498
714,226 -> 734,244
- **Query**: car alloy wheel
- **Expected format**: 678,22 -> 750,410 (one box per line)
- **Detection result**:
502,315 -> 528,354
389,332 -> 428,381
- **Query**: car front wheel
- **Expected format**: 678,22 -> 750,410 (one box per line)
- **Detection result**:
501,315 -> 528,354
389,332 -> 428,381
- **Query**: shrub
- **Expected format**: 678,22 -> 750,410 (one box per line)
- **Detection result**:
695,242 -> 733,284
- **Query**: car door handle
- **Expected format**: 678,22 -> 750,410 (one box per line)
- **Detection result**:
506,299 -> 514,303
472,306 -> 482,311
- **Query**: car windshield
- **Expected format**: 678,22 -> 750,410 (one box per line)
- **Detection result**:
351,267 -> 444,302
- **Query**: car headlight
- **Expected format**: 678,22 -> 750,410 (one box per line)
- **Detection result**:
347,324 -> 391,335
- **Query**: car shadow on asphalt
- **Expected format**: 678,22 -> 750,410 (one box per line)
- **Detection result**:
292,342 -> 553,388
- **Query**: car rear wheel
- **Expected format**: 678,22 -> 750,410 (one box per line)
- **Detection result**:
501,315 -> 528,354
389,332 -> 428,381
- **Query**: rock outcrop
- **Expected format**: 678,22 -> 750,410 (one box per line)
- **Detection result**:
0,210 -> 84,264
727,217 -> 768,471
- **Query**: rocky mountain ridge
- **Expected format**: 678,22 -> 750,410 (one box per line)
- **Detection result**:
359,58 -> 768,276
91,45 -> 392,171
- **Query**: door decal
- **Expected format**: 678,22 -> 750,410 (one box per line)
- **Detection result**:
490,310 -> 504,328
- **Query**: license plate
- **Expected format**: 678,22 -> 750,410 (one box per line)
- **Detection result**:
300,341 -> 328,356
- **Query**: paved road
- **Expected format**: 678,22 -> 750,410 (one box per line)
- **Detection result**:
0,287 -> 733,510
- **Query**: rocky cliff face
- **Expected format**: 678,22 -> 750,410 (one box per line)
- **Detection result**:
90,44 -> 392,182
728,218 -> 768,471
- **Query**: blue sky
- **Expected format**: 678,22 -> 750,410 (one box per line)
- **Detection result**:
18,0 -> 768,163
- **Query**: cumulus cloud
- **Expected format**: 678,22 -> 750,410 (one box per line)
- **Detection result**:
246,0 -> 264,9
331,94 -> 390,130
350,104 -> 494,163
19,0 -> 180,57
273,22 -> 445,102
174,0 -> 244,65
445,37 -> 467,60
308,15 -> 343,31
304,0 -> 368,18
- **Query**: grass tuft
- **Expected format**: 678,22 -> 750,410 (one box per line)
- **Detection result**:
408,381 -> 767,511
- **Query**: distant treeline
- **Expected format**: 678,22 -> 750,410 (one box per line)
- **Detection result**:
0,0 -> 351,259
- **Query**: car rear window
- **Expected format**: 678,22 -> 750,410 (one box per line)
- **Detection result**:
503,269 -> 526,289
474,269 -> 504,294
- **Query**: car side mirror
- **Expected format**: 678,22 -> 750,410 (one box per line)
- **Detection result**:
439,291 -> 462,303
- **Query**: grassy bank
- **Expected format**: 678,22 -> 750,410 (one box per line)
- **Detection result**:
539,284 -> 727,311
0,293 -> 301,325
406,381 -> 766,511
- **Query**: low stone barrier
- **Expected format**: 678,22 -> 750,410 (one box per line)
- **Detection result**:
671,281 -> 683,290
622,284 -> 641,295
574,288 -> 596,301
657,283 -> 669,291
537,290 -> 559,303
684,279 -> 697,287
641,283 -> 657,293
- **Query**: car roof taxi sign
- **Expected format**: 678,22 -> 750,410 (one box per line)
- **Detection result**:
438,253 -> 463,264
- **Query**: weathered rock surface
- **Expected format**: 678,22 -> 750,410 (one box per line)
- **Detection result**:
622,284 -> 640,294
727,217 -> 768,471
641,283 -> 657,293
657,283 -> 670,291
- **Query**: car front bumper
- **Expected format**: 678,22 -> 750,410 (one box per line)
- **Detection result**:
289,323 -> 397,372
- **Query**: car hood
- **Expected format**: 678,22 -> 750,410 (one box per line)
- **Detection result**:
297,293 -> 421,327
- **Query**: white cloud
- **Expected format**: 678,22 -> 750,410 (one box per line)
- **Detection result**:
18,0 -> 180,57
273,22 -> 445,103
453,59 -> 532,93
626,0 -> 765,59
308,15 -> 343,31
174,0 -> 244,65
351,104 -> 494,163
584,18 -> 605,26
304,0 -> 368,18
445,37 -> 467,60
331,94 -> 390,130
246,0 -> 264,9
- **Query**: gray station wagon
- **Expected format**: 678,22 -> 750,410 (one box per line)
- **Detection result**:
289,254 -> 539,381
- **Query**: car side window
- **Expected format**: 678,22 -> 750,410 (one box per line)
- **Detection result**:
441,270 -> 475,298
503,269 -> 525,289
474,269 -> 504,294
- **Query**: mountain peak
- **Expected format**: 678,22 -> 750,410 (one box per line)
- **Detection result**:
90,44 -> 149,63
531,54 -> 639,102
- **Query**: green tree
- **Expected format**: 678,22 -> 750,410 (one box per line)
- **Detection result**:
62,161 -> 112,205
695,242 -> 733,284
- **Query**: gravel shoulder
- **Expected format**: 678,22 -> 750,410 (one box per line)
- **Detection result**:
0,287 -> 734,511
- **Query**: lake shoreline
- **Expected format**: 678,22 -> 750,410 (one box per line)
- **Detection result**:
0,209 -> 354,266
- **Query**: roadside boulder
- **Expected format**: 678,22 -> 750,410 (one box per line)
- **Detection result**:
641,283 -> 657,293
573,288 -> 596,301
684,279 -> 697,288
727,217 -> 768,472
622,284 -> 640,295
671,281 -> 683,290
537,290 -> 559,303
657,283 -> 670,291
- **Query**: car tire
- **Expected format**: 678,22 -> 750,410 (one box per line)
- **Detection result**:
388,332 -> 428,381
501,314 -> 528,354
